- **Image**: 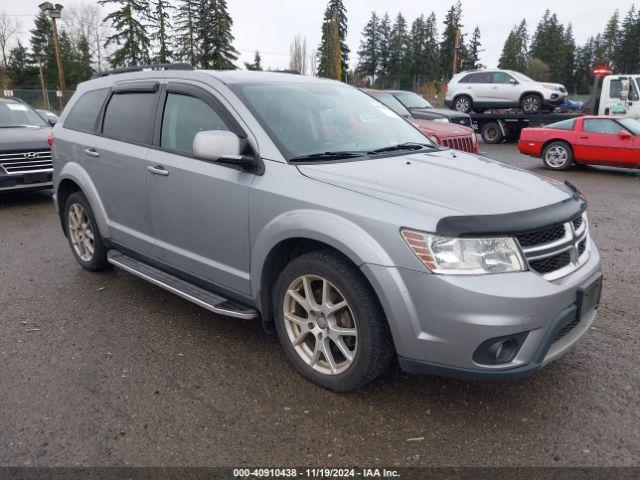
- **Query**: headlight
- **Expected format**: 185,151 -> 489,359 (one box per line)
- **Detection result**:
542,83 -> 560,91
400,229 -> 526,275
432,117 -> 450,123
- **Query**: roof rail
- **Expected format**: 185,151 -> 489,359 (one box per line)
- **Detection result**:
91,62 -> 195,79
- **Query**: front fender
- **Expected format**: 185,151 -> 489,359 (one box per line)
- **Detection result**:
251,209 -> 395,296
56,162 -> 110,239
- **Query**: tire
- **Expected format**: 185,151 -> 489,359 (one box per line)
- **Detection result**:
453,95 -> 472,113
273,250 -> 394,392
480,122 -> 504,144
64,191 -> 109,271
520,93 -> 543,114
542,141 -> 574,170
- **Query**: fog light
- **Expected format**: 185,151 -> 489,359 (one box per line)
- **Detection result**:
473,332 -> 529,365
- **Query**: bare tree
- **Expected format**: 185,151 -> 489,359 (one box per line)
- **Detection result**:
0,11 -> 21,88
61,1 -> 112,72
289,35 -> 308,75
308,48 -> 317,76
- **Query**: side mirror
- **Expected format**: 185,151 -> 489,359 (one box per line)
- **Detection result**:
617,130 -> 632,139
192,130 -> 256,170
48,117 -> 58,126
509,78 -> 518,85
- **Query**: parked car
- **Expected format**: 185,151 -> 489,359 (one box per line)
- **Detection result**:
53,67 -> 602,391
383,89 -> 473,127
362,89 -> 478,154
519,115 -> 640,170
0,97 -> 53,193
445,69 -> 568,114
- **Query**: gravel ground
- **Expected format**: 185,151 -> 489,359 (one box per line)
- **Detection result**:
0,143 -> 638,467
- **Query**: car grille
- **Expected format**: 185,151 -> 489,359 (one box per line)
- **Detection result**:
441,136 -> 476,153
515,213 -> 590,281
0,149 -> 53,175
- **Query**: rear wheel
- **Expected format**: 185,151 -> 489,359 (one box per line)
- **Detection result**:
480,122 -> 503,144
453,95 -> 472,113
542,141 -> 574,170
64,192 -> 109,270
273,250 -> 394,392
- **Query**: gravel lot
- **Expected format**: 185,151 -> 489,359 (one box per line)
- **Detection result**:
0,143 -> 638,467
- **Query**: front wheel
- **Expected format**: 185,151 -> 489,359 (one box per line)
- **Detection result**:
273,250 -> 394,391
521,94 -> 542,114
542,141 -> 574,170
64,191 -> 109,270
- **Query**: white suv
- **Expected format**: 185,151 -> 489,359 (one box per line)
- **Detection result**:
445,69 -> 568,114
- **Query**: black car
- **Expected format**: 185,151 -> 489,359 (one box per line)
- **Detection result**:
0,98 -> 54,193
386,90 -> 472,127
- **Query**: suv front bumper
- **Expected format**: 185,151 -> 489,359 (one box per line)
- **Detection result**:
0,171 -> 53,192
362,244 -> 602,380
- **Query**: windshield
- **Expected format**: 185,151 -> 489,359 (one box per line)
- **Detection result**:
510,71 -> 535,83
392,91 -> 433,109
0,100 -> 48,128
618,117 -> 640,135
369,92 -> 411,117
232,82 -> 431,159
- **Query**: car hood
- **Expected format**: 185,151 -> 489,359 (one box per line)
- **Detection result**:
0,126 -> 51,151
409,118 -> 473,136
297,149 -> 573,218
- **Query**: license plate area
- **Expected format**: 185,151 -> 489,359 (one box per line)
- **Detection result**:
577,274 -> 603,320
22,172 -> 50,184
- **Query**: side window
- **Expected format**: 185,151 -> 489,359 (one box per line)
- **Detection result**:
460,72 -> 490,84
64,88 -> 109,132
630,80 -> 639,101
583,119 -> 624,134
460,74 -> 474,84
609,79 -> 622,99
493,72 -> 514,84
547,118 -> 576,130
102,92 -> 157,144
160,93 -> 230,156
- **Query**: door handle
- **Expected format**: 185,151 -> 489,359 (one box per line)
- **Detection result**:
147,165 -> 169,176
83,147 -> 100,157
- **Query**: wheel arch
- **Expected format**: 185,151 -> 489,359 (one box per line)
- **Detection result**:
542,138 -> 574,157
253,211 -> 395,331
519,90 -> 544,104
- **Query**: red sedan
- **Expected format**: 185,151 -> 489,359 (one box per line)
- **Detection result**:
518,115 -> 640,170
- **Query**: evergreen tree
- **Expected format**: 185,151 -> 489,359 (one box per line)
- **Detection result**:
561,24 -> 576,91
409,15 -> 426,86
462,26 -> 482,70
317,0 -> 348,81
423,13 -> 440,82
357,11 -> 379,82
58,30 -> 79,87
388,13 -> 410,88
174,0 -> 198,65
615,5 -> 640,73
573,38 -> 596,94
7,41 -> 38,87
100,0 -> 151,68
75,34 -> 95,82
530,11 -> 569,83
150,0 -> 173,63
499,20 -> 528,71
602,10 -> 619,66
440,1 -> 463,79
377,13 -> 392,86
30,12 -> 57,87
196,0 -> 238,69
245,50 -> 262,70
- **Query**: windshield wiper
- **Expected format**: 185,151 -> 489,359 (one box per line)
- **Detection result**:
289,151 -> 368,162
368,142 -> 435,154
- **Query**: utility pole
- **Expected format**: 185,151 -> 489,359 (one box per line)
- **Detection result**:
39,2 -> 67,107
37,56 -> 51,111
452,28 -> 463,75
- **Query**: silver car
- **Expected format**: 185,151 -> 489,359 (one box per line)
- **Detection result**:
445,69 -> 568,114
52,68 -> 602,391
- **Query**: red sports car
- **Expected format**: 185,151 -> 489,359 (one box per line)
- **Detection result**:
518,115 -> 640,170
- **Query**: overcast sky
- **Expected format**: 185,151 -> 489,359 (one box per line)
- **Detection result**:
6,0 -> 635,70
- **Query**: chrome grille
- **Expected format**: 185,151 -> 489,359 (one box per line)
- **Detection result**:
441,136 -> 475,153
0,149 -> 53,175
516,213 -> 590,281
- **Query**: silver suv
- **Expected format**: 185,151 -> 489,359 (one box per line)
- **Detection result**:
445,69 -> 568,114
52,67 -> 601,391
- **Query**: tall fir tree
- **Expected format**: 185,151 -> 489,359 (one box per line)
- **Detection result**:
440,1 -> 463,79
317,0 -> 348,81
174,0 -> 198,65
423,13 -> 440,82
602,10 -> 619,67
30,12 -> 58,87
150,0 -> 173,63
75,34 -> 95,82
409,15 -> 426,86
8,41 -> 38,87
615,5 -> 640,73
462,26 -> 482,70
388,13 -> 410,88
357,12 -> 380,82
377,13 -> 392,86
196,0 -> 238,69
100,0 -> 151,68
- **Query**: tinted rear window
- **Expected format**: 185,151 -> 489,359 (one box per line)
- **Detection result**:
546,119 -> 577,130
64,89 -> 109,132
459,72 -> 492,84
102,92 -> 157,144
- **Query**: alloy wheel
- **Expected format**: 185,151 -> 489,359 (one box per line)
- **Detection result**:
282,274 -> 357,375
545,145 -> 569,168
68,203 -> 95,262
522,96 -> 540,113
455,97 -> 470,112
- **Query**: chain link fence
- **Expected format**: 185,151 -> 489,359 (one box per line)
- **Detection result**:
1,88 -> 76,114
